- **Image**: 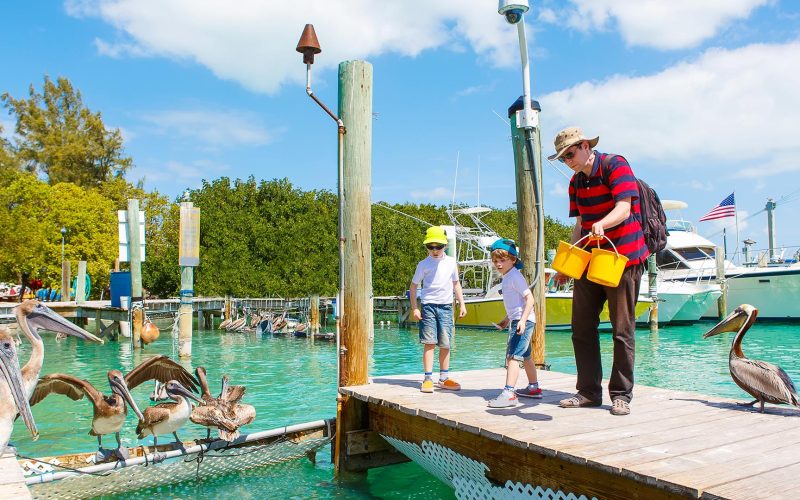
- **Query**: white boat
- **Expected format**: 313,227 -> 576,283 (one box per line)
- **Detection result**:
656,203 -> 800,320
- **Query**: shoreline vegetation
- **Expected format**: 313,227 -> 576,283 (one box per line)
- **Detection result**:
1,76 -> 572,300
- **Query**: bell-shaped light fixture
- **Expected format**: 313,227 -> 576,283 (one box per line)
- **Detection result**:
296,24 -> 322,64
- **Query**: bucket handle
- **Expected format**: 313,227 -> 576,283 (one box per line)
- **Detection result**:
569,233 -> 596,250
588,234 -> 621,258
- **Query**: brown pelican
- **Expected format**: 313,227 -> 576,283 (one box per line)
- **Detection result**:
136,380 -> 203,453
15,300 -> 103,397
704,304 -> 799,413
0,301 -> 101,450
190,367 -> 255,441
0,329 -> 38,450
30,355 -> 197,461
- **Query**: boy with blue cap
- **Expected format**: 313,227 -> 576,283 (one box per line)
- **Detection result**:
410,226 -> 467,393
487,238 -> 542,408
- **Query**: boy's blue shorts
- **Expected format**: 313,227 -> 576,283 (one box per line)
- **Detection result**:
419,303 -> 454,348
506,319 -> 534,361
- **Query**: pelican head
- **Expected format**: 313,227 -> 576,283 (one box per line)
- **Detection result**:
0,331 -> 38,440
703,304 -> 758,338
17,301 -> 103,343
108,370 -> 145,421
164,380 -> 203,404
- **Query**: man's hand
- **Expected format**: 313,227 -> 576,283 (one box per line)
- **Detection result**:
591,222 -> 604,237
497,317 -> 510,329
516,321 -> 525,335
412,307 -> 422,321
458,304 -> 467,318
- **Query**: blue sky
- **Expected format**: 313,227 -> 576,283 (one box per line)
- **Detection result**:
2,0 -> 799,256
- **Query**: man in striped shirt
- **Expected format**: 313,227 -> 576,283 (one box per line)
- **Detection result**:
550,126 -> 649,416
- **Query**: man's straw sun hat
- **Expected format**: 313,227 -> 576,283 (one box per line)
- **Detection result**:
548,126 -> 599,161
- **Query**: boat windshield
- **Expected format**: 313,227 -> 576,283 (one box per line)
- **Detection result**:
667,220 -> 695,232
673,246 -> 716,261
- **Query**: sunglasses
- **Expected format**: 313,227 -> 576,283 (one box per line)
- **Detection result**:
426,244 -> 445,250
558,143 -> 582,163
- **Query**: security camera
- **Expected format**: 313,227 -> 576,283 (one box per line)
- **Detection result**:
498,0 -> 529,24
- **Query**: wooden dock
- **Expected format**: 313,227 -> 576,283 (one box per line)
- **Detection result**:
341,368 -> 800,499
0,449 -> 31,499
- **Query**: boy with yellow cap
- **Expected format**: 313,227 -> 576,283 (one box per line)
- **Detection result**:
409,226 -> 467,393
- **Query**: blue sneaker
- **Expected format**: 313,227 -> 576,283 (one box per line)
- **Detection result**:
515,386 -> 543,399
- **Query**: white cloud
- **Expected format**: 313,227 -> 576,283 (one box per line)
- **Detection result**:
66,0 -> 521,94
540,41 -> 800,180
410,187 -> 451,200
140,109 -> 274,147
550,182 -> 568,197
564,0 -> 770,50
689,180 -> 713,191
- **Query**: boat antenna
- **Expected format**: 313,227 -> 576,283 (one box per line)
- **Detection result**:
451,151 -> 460,211
477,155 -> 481,208
372,202 -> 433,227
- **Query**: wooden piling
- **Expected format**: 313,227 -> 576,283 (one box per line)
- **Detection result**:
179,266 -> 193,357
509,99 -> 546,367
335,59 -> 373,471
127,199 -> 144,349
716,246 -> 727,319
647,254 -> 658,333
310,294 -> 320,334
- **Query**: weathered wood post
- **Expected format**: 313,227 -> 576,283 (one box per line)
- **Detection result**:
509,98 -> 546,367
127,199 -> 144,349
647,254 -> 658,333
336,59 -> 373,471
310,294 -> 320,335
61,261 -> 70,302
179,201 -> 200,358
716,247 -> 727,319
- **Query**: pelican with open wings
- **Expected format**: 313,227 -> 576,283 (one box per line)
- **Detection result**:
31,355 -> 198,461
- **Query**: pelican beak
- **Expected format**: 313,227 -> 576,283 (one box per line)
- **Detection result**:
0,339 -> 38,440
26,303 -> 103,343
111,377 -> 145,421
704,306 -> 750,338
170,381 -> 203,404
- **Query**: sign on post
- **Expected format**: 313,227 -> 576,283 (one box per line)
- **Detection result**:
118,211 -> 146,262
179,205 -> 200,266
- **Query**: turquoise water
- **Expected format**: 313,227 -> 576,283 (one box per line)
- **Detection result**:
10,320 -> 800,498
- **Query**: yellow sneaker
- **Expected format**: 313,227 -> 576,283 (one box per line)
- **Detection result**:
420,379 -> 434,393
436,379 -> 461,391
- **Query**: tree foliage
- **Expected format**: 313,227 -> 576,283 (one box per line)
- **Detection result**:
1,76 -> 131,188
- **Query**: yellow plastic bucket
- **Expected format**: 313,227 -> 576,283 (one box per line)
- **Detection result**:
587,236 -> 628,287
551,234 -> 593,279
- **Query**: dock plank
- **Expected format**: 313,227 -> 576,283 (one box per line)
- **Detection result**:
345,367 -> 800,499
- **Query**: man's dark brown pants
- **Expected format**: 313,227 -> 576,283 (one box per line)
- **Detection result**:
571,264 -> 644,404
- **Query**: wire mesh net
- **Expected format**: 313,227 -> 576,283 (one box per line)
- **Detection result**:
28,436 -> 330,499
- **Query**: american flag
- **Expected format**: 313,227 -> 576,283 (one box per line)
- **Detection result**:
699,193 -> 736,222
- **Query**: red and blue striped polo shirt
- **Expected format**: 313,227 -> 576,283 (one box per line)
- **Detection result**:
568,152 -> 649,267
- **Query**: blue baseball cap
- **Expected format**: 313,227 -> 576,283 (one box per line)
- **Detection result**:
490,238 -> 524,269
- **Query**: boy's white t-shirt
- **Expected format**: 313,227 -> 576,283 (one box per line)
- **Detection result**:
501,267 -> 536,322
412,255 -> 459,305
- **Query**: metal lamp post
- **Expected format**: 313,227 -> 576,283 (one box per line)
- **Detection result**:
296,24 -> 347,386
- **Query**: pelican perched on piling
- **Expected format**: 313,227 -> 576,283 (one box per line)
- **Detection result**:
136,380 -> 203,453
704,304 -> 800,413
0,329 -> 38,450
0,301 -> 101,450
30,355 -> 197,461
190,367 -> 255,441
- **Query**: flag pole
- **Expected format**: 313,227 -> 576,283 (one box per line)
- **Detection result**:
723,228 -> 727,260
734,190 -> 740,264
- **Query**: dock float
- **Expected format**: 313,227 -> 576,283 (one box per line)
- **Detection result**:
0,449 -> 31,499
341,368 -> 800,499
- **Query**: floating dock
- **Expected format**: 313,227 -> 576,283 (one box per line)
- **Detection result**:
341,368 -> 800,499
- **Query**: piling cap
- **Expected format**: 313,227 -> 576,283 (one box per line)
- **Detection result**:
296,24 -> 322,64
423,226 -> 449,246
